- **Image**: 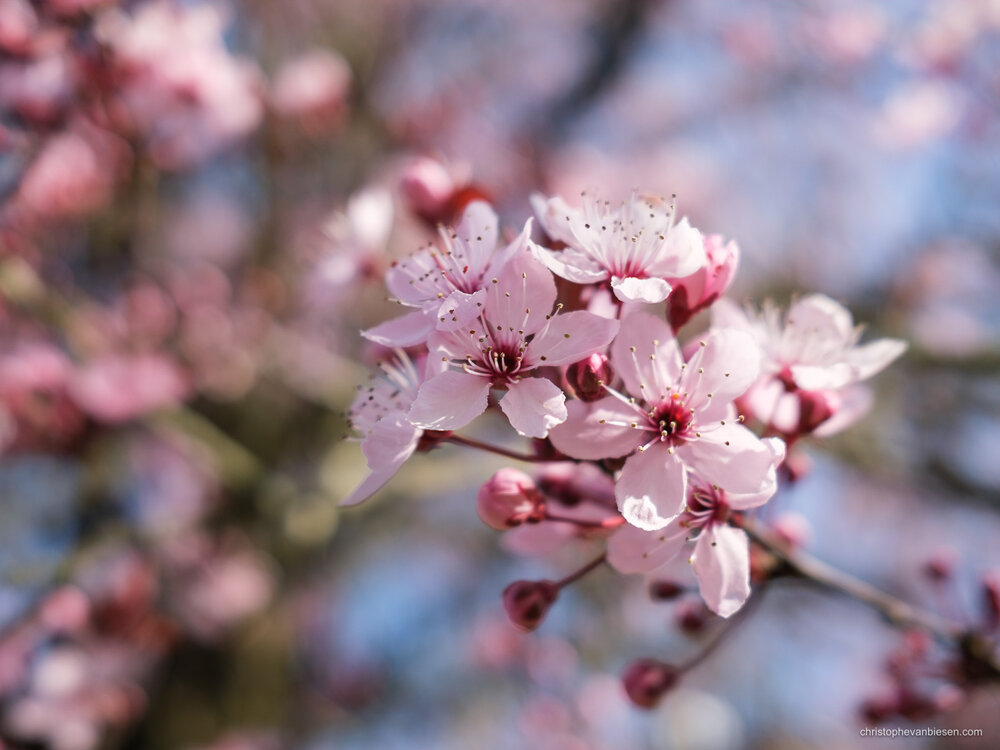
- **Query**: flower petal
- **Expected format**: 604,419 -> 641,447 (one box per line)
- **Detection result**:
485,251 -> 557,335
548,397 -> 645,460
693,525 -> 750,617
363,309 -> 435,347
435,289 -> 487,333
681,328 -> 761,418
529,311 -> 619,367
846,338 -> 907,381
531,244 -> 607,284
724,437 -> 785,510
615,447 -> 687,531
646,217 -> 707,279
343,415 -> 421,506
678,423 -> 775,495
607,518 -> 689,575
499,377 -> 568,438
455,200 -> 499,274
610,311 -> 683,399
486,218 -> 534,278
610,275 -> 672,304
407,371 -> 491,432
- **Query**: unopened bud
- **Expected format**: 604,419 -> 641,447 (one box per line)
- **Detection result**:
622,658 -> 679,708
796,389 -> 839,434
675,600 -> 710,635
922,548 -> 956,582
502,579 -> 558,632
400,157 -> 455,220
648,580 -> 685,601
565,353 -> 613,402
477,468 -> 544,530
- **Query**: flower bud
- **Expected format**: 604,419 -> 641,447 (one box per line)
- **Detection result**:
565,353 -> 613,402
622,658 -> 679,709
648,580 -> 685,601
502,579 -> 558,632
796,389 -> 840,434
667,234 -> 739,332
922,548 -> 956,582
477,468 -> 544,531
675,600 -> 710,635
400,157 -> 455,221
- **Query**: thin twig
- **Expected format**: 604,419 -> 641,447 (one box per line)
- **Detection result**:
446,434 -> 557,463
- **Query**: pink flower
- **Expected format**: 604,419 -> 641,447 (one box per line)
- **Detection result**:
363,201 -> 530,347
530,192 -> 706,304
309,187 -> 393,296
666,234 -> 739,332
342,352 -> 426,507
270,49 -> 351,136
550,311 -> 780,530
713,295 -> 907,436
69,354 -> 189,424
407,253 -> 619,438
99,2 -> 263,169
16,129 -> 120,220
607,455 -> 783,617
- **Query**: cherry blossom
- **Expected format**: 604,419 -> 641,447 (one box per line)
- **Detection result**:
407,253 -> 619,438
607,445 -> 784,617
550,311 -> 778,530
530,192 -> 706,304
342,352 -> 428,507
363,201 -> 529,347
713,294 -> 907,436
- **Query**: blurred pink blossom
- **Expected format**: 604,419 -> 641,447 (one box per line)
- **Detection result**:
69,354 -> 189,424
270,48 -> 351,136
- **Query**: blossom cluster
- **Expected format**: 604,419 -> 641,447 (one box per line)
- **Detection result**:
345,191 -> 907,666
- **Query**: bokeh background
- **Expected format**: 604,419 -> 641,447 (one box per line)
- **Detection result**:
1,0 -> 1000,748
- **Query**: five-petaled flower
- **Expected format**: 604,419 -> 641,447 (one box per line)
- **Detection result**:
530,192 -> 706,304
713,294 -> 907,437
607,446 -> 784,618
550,311 -> 780,531
363,201 -> 531,347
407,252 -> 619,439
342,352 -> 428,507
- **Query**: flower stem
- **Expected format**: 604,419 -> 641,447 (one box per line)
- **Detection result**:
680,585 -> 766,673
446,434 -> 557,463
544,512 -> 626,530
740,518 -> 962,639
556,554 -> 607,589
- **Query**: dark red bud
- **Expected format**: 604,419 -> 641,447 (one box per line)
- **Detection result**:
565,353 -> 613,402
675,600 -> 709,635
796,390 -> 839,434
502,580 -> 559,632
648,580 -> 685,601
622,658 -> 679,709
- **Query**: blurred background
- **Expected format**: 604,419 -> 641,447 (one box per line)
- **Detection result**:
1,0 -> 1000,748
